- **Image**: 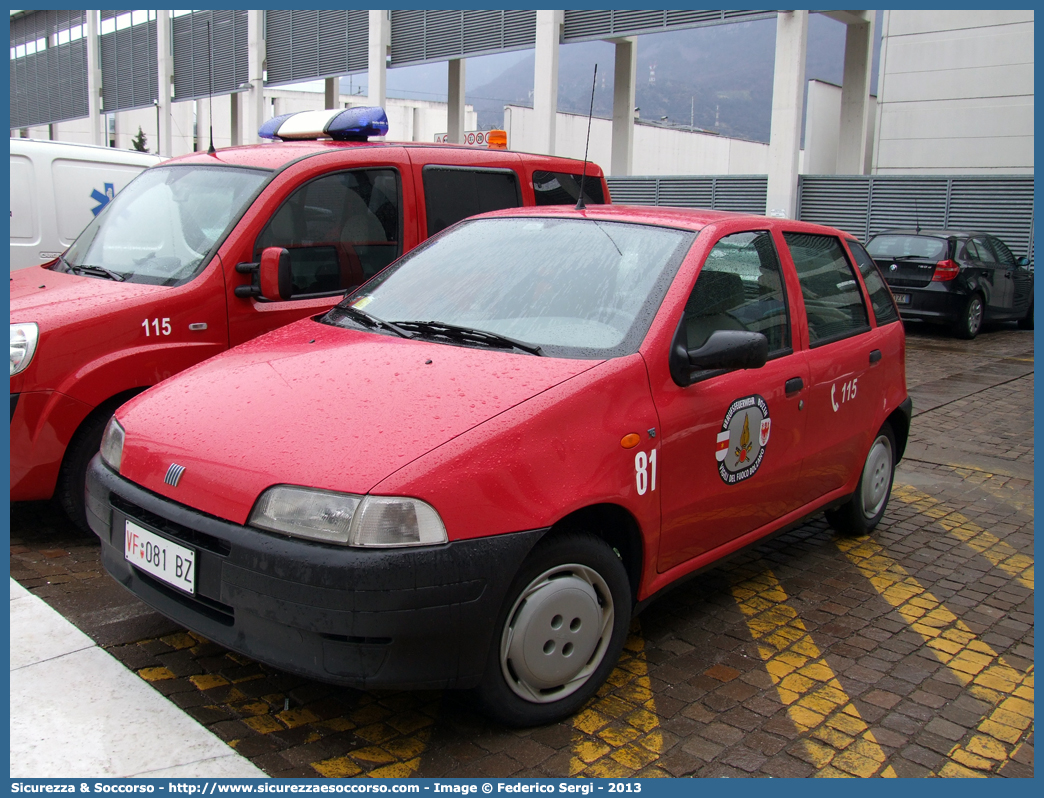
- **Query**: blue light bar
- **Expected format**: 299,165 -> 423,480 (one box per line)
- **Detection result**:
257,107 -> 389,142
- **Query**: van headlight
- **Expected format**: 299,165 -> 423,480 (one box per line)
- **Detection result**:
11,323 -> 39,376
99,417 -> 125,472
249,486 -> 448,548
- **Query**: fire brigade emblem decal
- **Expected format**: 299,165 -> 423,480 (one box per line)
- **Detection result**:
715,394 -> 770,484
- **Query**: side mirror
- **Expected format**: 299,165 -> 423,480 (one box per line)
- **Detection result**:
1017,256 -> 1030,268
670,326 -> 769,387
259,247 -> 293,301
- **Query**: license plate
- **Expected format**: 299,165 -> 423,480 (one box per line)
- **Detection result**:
893,293 -> 911,305
124,520 -> 196,594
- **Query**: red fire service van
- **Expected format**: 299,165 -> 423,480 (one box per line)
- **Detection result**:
11,107 -> 609,529
86,204 -> 911,726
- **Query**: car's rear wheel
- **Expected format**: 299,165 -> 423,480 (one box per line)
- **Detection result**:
826,424 -> 896,537
954,293 -> 984,339
473,531 -> 631,727
1018,300 -> 1033,330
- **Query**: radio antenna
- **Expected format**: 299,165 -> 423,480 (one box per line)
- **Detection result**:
575,63 -> 597,211
914,197 -> 921,233
206,18 -> 216,154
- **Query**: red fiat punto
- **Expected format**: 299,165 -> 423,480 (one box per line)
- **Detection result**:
86,205 -> 911,726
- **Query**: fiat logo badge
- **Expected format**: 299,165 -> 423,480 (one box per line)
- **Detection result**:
164,463 -> 186,487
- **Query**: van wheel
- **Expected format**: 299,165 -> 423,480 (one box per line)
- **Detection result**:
473,532 -> 631,727
826,424 -> 896,537
56,411 -> 111,531
953,293 -> 984,339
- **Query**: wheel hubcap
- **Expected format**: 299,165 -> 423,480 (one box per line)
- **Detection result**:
968,298 -> 983,334
860,434 -> 894,519
500,564 -> 614,704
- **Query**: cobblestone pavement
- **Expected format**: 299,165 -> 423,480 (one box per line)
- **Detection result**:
10,323 -> 1033,778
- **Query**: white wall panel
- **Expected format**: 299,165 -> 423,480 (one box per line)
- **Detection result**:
877,136 -> 1033,172
885,26 -> 1033,74
878,99 -> 1033,140
887,10 -> 1033,37
884,63 -> 1033,103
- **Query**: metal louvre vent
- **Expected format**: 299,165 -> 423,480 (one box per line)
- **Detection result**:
265,9 -> 367,87
172,10 -> 248,101
10,11 -> 89,128
389,9 -> 536,66
605,176 -> 766,212
797,175 -> 1035,259
100,18 -> 158,113
563,9 -> 776,43
797,177 -> 872,240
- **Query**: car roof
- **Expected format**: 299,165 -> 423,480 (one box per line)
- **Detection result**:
161,139 -> 602,173
473,203 -> 857,237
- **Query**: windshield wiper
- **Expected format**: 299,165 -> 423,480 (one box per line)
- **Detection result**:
334,306 -> 414,339
884,255 -> 930,262
391,320 -> 543,356
62,257 -> 126,281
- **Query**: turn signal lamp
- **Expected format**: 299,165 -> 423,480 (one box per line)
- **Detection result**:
487,129 -> 507,149
258,106 -> 389,142
621,433 -> 641,449
932,259 -> 960,281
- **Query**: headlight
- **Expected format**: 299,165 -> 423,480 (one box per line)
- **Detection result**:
11,323 -> 39,376
99,417 -> 125,472
249,485 -> 448,547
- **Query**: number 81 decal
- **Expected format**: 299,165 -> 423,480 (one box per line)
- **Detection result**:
635,449 -> 658,495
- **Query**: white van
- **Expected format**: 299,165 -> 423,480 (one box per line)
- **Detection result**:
9,139 -> 164,271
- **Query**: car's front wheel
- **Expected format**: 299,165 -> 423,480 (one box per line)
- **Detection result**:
826,424 -> 896,537
954,293 -> 984,339
473,531 -> 631,727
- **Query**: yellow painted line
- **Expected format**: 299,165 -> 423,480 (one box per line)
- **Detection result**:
940,667 -> 1035,777
569,621 -> 668,778
731,567 -> 897,778
892,484 -> 1033,589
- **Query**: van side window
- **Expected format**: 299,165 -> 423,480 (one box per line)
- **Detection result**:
423,166 -> 521,237
682,231 -> 791,355
783,232 -> 870,346
847,240 -> 900,326
255,169 -> 401,299
532,170 -> 604,205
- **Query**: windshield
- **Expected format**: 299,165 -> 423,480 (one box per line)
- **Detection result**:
59,165 -> 268,285
866,234 -> 947,261
322,217 -> 694,359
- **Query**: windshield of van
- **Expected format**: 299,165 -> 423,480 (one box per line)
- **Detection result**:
58,165 -> 268,286
322,217 -> 694,359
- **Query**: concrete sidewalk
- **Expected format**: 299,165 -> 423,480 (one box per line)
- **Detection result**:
10,578 -> 266,779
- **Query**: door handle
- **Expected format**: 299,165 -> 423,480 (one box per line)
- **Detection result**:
869,349 -> 882,364
785,377 -> 803,397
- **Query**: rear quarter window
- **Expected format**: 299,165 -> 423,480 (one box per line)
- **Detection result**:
532,170 -> 604,205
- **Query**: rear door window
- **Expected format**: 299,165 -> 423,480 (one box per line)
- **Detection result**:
422,166 -> 521,236
532,170 -> 604,205
255,169 -> 401,298
783,232 -> 870,346
847,240 -> 900,325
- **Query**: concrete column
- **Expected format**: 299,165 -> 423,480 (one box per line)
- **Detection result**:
368,10 -> 390,108
242,9 -> 266,144
230,94 -> 240,146
610,37 -> 637,176
836,13 -> 874,174
766,10 -> 808,219
86,10 -> 104,146
155,10 -> 173,156
447,58 -> 466,143
533,10 -> 563,155
325,77 -> 338,109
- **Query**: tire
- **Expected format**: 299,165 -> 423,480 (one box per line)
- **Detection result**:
473,531 -> 631,727
56,410 -> 112,531
953,293 -> 984,339
826,424 -> 896,537
1018,300 -> 1033,330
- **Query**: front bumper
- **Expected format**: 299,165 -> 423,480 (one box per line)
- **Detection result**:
886,282 -> 966,324
86,456 -> 546,689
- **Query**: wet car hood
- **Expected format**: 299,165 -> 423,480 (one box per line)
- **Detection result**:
10,265 -> 164,323
116,318 -> 602,525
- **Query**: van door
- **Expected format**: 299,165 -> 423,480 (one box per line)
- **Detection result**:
224,150 -> 417,347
